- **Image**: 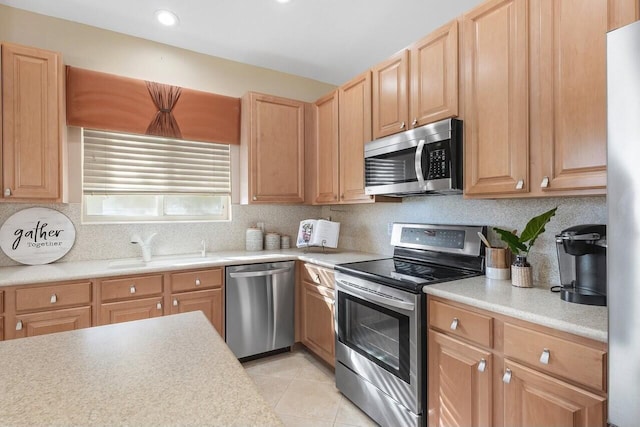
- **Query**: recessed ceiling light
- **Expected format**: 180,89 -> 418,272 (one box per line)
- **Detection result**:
276,0 -> 291,3
155,9 -> 179,26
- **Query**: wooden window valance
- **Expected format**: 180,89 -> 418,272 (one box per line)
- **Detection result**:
65,66 -> 240,144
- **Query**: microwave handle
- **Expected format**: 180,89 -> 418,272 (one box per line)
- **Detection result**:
415,139 -> 427,189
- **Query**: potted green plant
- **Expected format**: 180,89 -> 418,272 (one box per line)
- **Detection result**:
493,207 -> 557,287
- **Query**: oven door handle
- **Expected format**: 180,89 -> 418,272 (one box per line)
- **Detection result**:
337,281 -> 415,312
415,139 -> 427,190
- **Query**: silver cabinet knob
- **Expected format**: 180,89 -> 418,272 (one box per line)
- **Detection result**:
4,188 -> 11,197
195,279 -> 201,286
315,274 -> 320,283
515,179 -> 524,190
252,196 -> 257,201
412,118 -> 418,126
502,368 -> 512,384
540,176 -> 550,188
450,317 -> 459,331
477,358 -> 487,373
130,285 -> 136,294
50,294 -> 58,304
539,348 -> 550,365
400,121 -> 406,129
156,302 -> 162,310
172,298 -> 178,307
16,320 -> 23,331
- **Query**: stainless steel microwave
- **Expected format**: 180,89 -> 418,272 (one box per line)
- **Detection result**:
364,118 -> 462,197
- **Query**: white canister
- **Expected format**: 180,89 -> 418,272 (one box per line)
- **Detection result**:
265,232 -> 281,250
280,235 -> 290,249
246,228 -> 263,251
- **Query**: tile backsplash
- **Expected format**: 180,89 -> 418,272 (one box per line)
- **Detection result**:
322,195 -> 607,286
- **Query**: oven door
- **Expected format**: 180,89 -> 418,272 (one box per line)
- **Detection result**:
334,273 -> 422,414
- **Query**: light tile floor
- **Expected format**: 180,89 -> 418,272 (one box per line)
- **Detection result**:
243,348 -> 379,427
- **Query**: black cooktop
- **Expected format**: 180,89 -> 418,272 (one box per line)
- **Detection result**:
334,257 -> 481,293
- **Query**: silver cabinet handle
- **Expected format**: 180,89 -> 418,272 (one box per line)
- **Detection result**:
252,196 -> 257,201
50,294 -> 57,304
450,317 -> 459,331
130,285 -> 136,294
156,302 -> 162,310
539,348 -> 550,365
515,179 -> 524,190
478,358 -> 487,373
4,188 -> 11,197
195,278 -> 201,286
172,298 -> 178,307
400,121 -> 406,129
314,274 -> 321,283
502,368 -> 512,384
16,320 -> 23,331
541,176 -> 550,188
412,118 -> 418,127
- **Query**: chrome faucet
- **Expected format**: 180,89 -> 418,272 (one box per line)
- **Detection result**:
130,233 -> 157,262
201,239 -> 207,257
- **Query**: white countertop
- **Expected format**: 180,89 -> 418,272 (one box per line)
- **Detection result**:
423,276 -> 608,343
0,312 -> 282,426
0,249 -> 386,287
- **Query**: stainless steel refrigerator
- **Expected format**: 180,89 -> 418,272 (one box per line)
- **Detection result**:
607,20 -> 640,427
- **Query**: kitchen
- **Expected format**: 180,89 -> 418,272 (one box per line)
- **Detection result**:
0,1 -> 633,426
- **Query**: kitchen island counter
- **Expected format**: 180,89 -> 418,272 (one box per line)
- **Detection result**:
424,276 -> 608,342
0,311 -> 282,426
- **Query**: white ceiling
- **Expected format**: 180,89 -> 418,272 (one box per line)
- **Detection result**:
0,0 -> 483,85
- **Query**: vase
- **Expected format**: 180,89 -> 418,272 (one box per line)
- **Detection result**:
511,255 -> 533,288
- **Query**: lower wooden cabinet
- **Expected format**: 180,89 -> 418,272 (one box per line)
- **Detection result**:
503,360 -> 606,427
100,297 -> 164,325
171,288 -> 223,337
428,330 -> 492,427
13,306 -> 91,339
300,277 -> 335,366
0,316 -> 4,341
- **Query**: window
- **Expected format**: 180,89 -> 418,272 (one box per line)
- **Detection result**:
82,129 -> 231,223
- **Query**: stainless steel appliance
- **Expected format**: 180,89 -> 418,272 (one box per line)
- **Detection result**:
607,20 -> 640,426
364,118 -> 463,197
334,223 -> 485,427
225,261 -> 295,359
555,224 -> 607,306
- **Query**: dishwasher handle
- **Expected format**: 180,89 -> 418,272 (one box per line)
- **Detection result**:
228,267 -> 291,278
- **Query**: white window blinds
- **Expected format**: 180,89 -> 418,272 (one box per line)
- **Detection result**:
83,129 -> 231,194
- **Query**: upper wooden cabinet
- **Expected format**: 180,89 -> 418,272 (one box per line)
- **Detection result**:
1,43 -> 64,201
372,19 -> 459,140
465,0 -> 639,198
463,0 -> 530,197
241,92 -> 305,204
310,71 -> 375,205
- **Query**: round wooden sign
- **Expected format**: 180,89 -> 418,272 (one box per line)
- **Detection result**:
0,207 -> 76,265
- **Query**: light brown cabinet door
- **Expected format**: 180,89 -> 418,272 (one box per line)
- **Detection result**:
99,297 -> 164,326
339,71 -> 374,204
530,0 -> 638,194
171,288 -> 223,337
410,20 -> 459,128
313,90 -> 340,204
301,281 -> 335,366
13,306 -> 91,339
372,50 -> 409,139
463,0 -> 529,196
503,360 -> 606,427
0,316 -> 4,341
428,330 -> 492,427
243,92 -> 305,204
1,43 -> 62,200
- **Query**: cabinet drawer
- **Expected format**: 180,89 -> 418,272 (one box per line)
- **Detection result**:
101,274 -> 163,302
100,297 -> 164,326
503,323 -> 606,392
303,280 -> 335,300
15,282 -> 92,312
429,299 -> 493,348
13,306 -> 91,339
170,268 -> 222,292
301,263 -> 335,289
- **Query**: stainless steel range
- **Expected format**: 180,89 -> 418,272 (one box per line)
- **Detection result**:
334,223 -> 486,427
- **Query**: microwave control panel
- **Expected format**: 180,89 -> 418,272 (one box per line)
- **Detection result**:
426,142 -> 451,179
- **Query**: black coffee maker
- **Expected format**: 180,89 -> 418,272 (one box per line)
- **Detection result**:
555,224 -> 607,306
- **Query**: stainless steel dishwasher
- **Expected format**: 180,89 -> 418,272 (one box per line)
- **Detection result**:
225,261 -> 295,359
